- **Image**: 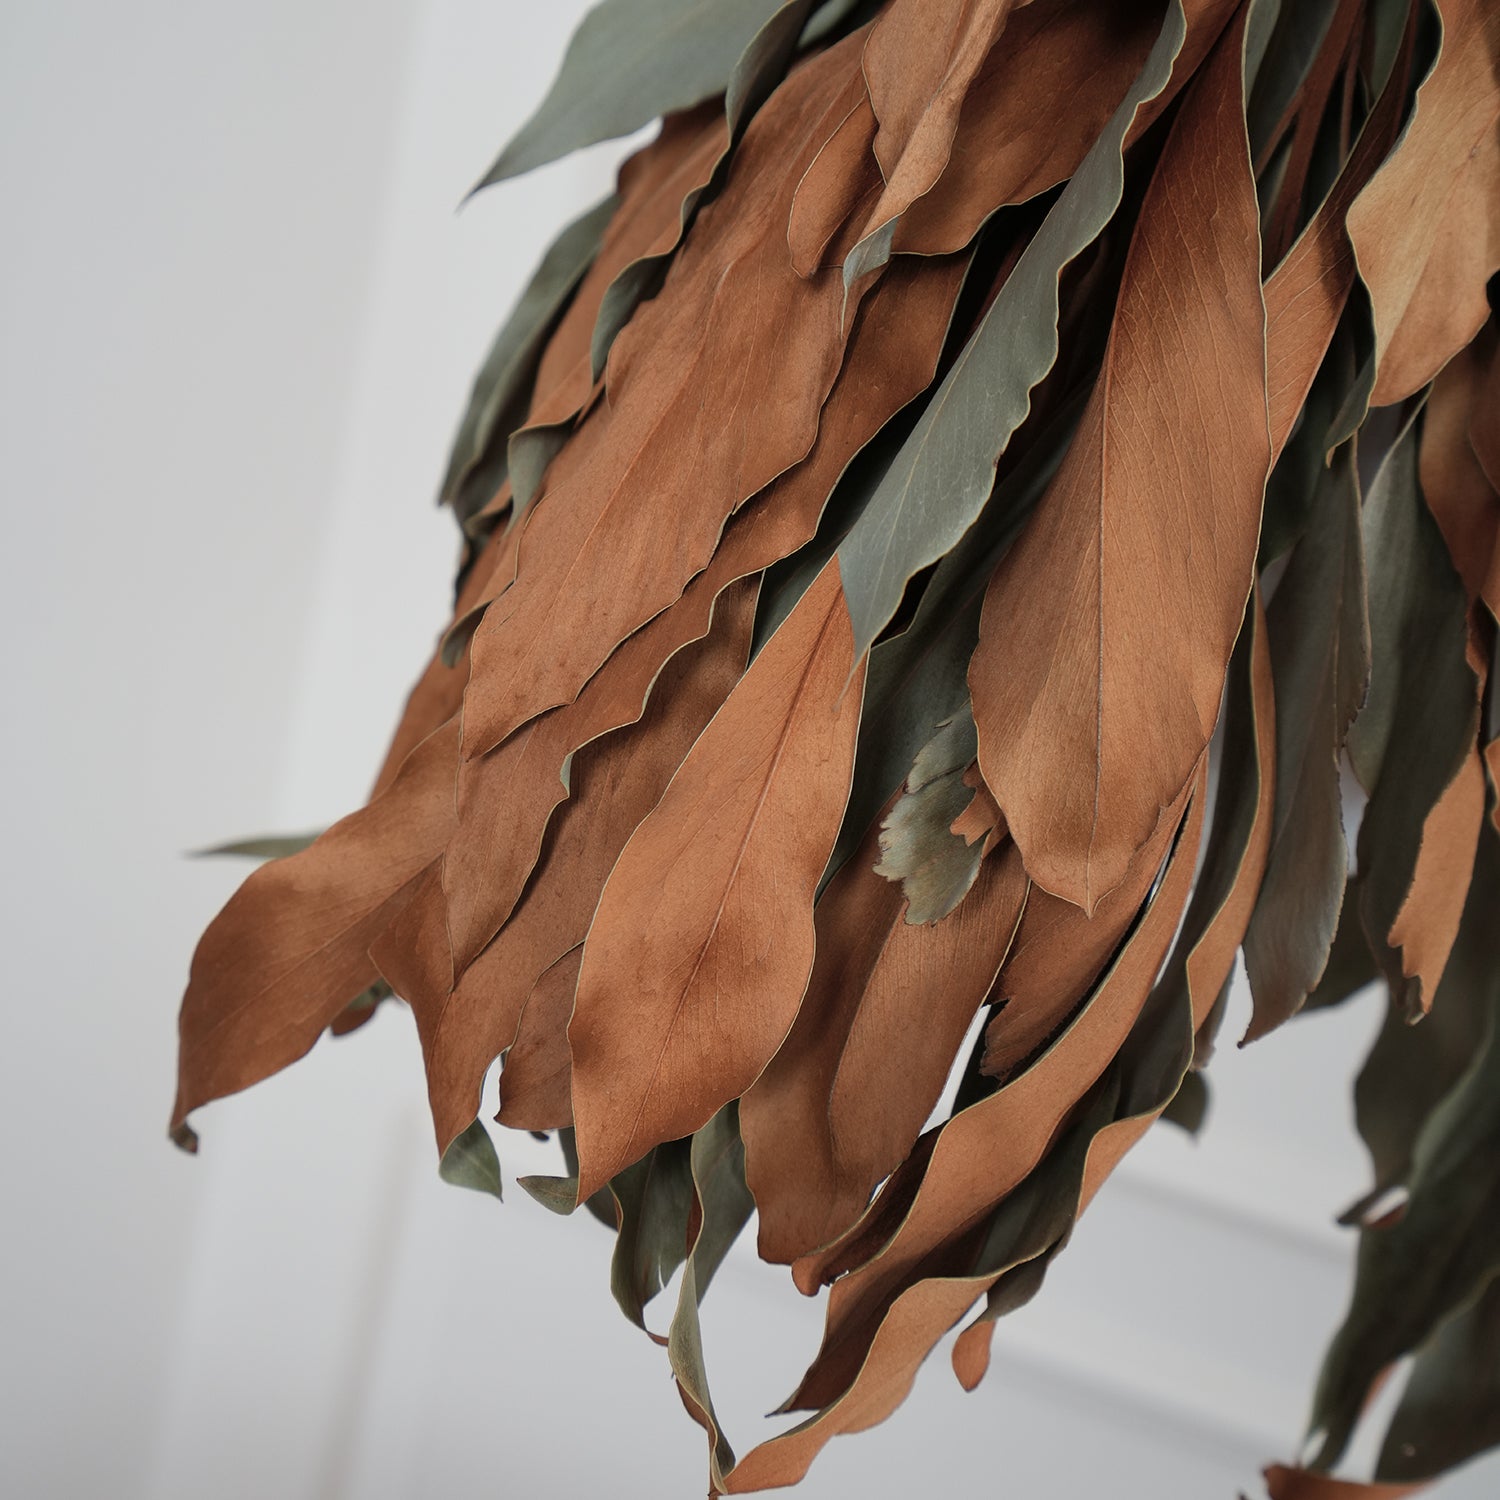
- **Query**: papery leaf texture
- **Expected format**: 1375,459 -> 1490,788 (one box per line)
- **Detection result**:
175,0 -> 1500,1494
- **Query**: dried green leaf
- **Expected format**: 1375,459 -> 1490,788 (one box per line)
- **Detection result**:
437,1118 -> 503,1199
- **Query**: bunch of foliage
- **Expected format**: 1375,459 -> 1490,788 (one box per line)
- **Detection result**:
175,0 -> 1500,1492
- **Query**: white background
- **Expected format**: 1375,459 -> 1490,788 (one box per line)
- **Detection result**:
2,3 -> 1495,1497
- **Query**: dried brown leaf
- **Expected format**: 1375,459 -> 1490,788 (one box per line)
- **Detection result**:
1348,0 -> 1500,406
570,562 -> 865,1200
969,11 -> 1267,913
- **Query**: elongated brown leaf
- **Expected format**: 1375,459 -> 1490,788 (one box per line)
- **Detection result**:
744,829 -> 1026,1263
889,0 -> 1226,259
970,11 -> 1268,912
569,561 -> 864,1200
1347,0 -> 1500,406
741,805 -> 904,1262
460,32 -> 870,759
496,946 -> 582,1132
720,768 -> 1205,1492
172,718 -> 462,1139
848,0 -> 1018,270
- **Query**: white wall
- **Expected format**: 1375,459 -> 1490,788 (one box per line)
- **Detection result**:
1,4 -> 1495,1498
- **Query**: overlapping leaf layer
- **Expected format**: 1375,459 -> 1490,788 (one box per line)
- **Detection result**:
176,0 -> 1500,1492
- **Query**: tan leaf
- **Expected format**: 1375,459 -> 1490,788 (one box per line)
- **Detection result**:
891,0 -> 1235,258
569,561 -> 865,1201
1262,1467 -> 1427,1500
496,946 -> 582,1133
1348,0 -> 1500,407
859,0 -> 1019,226
172,718 -> 462,1136
949,763 -> 1003,850
744,830 -> 1027,1263
1260,0 -> 1416,457
969,14 -> 1267,912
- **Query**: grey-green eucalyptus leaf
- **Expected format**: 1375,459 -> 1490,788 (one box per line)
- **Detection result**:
439,194 -> 617,523
1376,1271 -> 1500,1483
1349,412 -> 1479,1003
471,0 -> 791,192
1243,442 -> 1369,1037
438,1118 -> 503,1199
1308,906 -> 1500,1468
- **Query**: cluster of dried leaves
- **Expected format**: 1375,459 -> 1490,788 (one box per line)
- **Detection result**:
175,0 -> 1500,1492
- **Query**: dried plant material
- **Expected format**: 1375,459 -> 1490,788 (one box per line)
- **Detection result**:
420,580 -> 757,1157
472,0 -> 786,189
1347,0 -> 1500,406
175,1 -> 1500,1493
971,8 -> 1267,912
173,718 -> 462,1141
569,561 -> 864,1199
496,947 -> 583,1132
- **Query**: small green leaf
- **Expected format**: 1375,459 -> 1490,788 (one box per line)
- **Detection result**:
438,1118 -> 503,1199
518,1173 -> 579,1214
193,832 -> 322,860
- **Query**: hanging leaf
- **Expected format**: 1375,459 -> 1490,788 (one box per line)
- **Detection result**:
1243,443 -> 1368,1039
1347,0 -> 1500,405
471,0 -> 792,190
172,718 -> 462,1141
437,1118 -> 503,1199
969,4 -> 1268,913
569,561 -> 865,1199
873,707 -> 987,925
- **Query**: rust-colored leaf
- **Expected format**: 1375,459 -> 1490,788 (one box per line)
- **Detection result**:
721,766 -> 1206,1491
857,0 -> 1018,239
1263,1467 -> 1426,1500
950,763 -> 1003,850
744,831 -> 1027,1263
496,946 -> 582,1132
1347,0 -> 1500,407
172,718 -> 462,1137
569,561 -> 865,1201
459,32 -> 870,759
890,0 -> 1235,258
969,12 -> 1267,912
